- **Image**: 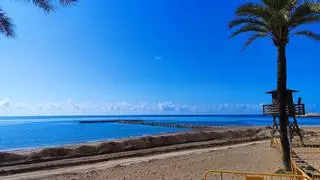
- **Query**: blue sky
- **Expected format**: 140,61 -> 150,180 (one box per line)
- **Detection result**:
0,0 -> 319,115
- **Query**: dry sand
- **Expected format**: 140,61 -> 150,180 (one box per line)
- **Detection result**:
0,141 -> 283,180
3,127 -> 320,180
293,147 -> 320,171
293,127 -> 320,173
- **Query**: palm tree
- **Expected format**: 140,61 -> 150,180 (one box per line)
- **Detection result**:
0,0 -> 77,37
229,0 -> 320,170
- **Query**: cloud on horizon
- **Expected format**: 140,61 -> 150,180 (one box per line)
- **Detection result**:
0,99 -> 317,116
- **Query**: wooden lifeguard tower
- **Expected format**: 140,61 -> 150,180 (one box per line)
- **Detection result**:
262,89 -> 306,145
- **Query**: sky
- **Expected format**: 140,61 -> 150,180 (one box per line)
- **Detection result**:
0,0 -> 319,115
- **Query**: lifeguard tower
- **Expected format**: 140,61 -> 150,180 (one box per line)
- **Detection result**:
204,90 -> 312,179
262,89 -> 305,145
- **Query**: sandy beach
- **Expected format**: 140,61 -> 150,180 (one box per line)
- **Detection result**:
0,140 -> 283,180
293,127 -> 320,175
1,126 -> 320,180
0,126 -> 275,180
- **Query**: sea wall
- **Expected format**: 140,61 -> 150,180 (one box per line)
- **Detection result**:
0,128 -> 267,166
117,120 -> 211,129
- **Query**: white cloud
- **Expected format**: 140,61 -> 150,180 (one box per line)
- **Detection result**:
158,102 -> 177,112
157,102 -> 195,113
0,99 -> 296,116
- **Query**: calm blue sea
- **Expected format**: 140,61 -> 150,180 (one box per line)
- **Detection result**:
0,115 -> 319,151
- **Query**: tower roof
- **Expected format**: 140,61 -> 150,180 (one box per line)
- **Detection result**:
266,89 -> 299,94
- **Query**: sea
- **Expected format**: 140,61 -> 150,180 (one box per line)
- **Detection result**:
0,115 -> 319,151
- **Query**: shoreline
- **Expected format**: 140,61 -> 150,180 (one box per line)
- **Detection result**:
0,140 -> 275,180
0,138 -> 271,176
2,126 -> 264,153
3,131 -> 186,154
1,126 -> 320,178
0,126 -> 268,168
2,125 -> 319,153
3,125 -> 320,153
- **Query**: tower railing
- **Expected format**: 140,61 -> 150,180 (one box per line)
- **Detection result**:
263,104 -> 305,116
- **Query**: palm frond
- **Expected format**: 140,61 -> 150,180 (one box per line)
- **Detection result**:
30,0 -> 55,12
229,24 -> 270,39
289,15 -> 320,29
242,33 -> 268,51
230,0 -> 320,48
290,1 -> 320,23
229,17 -> 269,29
262,0 -> 292,10
292,30 -> 320,41
0,0 -> 77,38
286,0 -> 299,11
59,0 -> 77,6
269,10 -> 291,26
236,2 -> 272,21
0,9 -> 15,37
26,0 -> 78,12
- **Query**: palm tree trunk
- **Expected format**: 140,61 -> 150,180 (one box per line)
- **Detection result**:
277,44 -> 291,171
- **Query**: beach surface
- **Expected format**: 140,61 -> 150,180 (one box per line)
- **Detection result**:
0,140 -> 283,180
2,126 -> 320,180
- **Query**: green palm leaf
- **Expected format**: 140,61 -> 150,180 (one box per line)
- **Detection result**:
230,0 -> 320,47
236,2 -> 272,20
262,0 -> 291,10
290,1 -> 320,24
285,0 -> 298,11
289,15 -> 320,29
242,33 -> 268,51
229,24 -> 270,39
229,18 -> 269,29
293,30 -> 320,41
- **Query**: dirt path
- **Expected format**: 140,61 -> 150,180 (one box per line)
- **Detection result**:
0,140 -> 283,180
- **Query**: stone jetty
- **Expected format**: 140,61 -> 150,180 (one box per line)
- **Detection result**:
79,119 -> 211,129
